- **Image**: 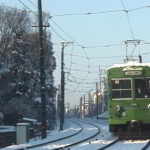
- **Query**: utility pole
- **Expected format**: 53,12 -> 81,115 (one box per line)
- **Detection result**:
57,84 -> 60,130
139,55 -> 142,63
80,97 -> 82,118
60,42 -> 65,131
99,66 -> 102,114
60,41 -> 73,130
96,82 -> 99,120
88,90 -> 91,117
38,0 -> 46,139
75,104 -> 77,117
83,94 -> 85,118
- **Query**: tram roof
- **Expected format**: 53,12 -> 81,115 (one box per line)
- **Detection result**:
107,61 -> 150,70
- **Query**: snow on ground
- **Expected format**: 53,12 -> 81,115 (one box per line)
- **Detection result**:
99,111 -> 108,118
1,120 -> 81,150
31,121 -> 99,150
71,123 -> 115,150
105,140 -> 148,150
0,126 -> 15,133
1,112 -> 149,150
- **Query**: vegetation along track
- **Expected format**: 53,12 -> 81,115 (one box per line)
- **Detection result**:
19,119 -> 101,150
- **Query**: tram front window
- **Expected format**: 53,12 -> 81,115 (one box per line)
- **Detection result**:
135,78 -> 150,98
111,79 -> 131,99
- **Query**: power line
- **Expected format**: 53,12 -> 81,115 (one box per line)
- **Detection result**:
55,50 -> 126,59
65,67 -> 99,74
65,89 -> 93,93
51,9 -> 124,17
84,43 -> 125,49
66,83 -> 97,88
27,0 -> 37,9
51,19 -> 84,48
120,0 -> 134,40
50,19 -> 89,62
18,0 -> 33,12
53,41 -> 150,49
0,4 -> 29,12
66,44 -> 74,83
50,5 -> 150,18
67,78 -> 97,85
51,25 -> 67,41
65,60 -> 108,68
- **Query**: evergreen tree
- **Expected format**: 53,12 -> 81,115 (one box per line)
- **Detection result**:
0,6 -> 56,126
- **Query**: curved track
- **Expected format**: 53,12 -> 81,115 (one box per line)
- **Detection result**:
17,119 -> 100,150
96,139 -> 150,150
16,120 -> 82,150
141,140 -> 150,150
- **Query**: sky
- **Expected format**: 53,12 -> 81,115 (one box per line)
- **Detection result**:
1,0 -> 150,107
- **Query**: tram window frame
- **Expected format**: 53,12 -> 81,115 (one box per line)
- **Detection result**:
135,77 -> 150,99
111,78 -> 132,100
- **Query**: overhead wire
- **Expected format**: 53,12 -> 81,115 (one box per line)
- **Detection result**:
50,18 -> 91,76
50,5 -> 150,18
55,50 -> 127,59
15,0 -> 96,96
50,25 -> 67,41
50,18 -> 89,60
120,0 -> 134,40
27,0 -> 37,9
51,9 -> 124,17
65,60 -> 108,68
66,44 -> 74,83
50,19 -> 84,48
67,78 -> 97,85
18,0 -> 33,12
53,41 -> 150,49
14,1 -> 150,97
65,67 -> 99,74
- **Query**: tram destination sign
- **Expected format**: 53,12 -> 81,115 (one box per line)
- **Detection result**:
124,70 -> 142,76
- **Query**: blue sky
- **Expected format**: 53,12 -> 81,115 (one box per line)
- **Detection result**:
1,0 -> 150,107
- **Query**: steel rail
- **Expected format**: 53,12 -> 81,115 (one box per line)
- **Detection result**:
50,119 -> 101,150
141,140 -> 150,150
17,120 -> 82,150
96,138 -> 120,150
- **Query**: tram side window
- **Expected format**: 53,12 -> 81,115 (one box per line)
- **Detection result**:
135,78 -> 150,98
111,79 -> 131,99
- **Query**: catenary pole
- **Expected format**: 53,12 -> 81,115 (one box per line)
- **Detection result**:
99,66 -> 102,114
60,41 -> 73,130
60,42 -> 65,130
80,97 -> 82,118
96,82 -> 99,120
38,0 -> 46,139
84,94 -> 85,118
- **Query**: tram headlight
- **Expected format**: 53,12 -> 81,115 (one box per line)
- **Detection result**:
114,105 -> 120,112
148,104 -> 150,109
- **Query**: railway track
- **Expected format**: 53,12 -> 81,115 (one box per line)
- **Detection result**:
16,119 -> 100,150
85,117 -> 108,125
96,138 -> 150,150
96,138 -> 120,150
13,120 -> 82,150
141,140 -> 150,150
